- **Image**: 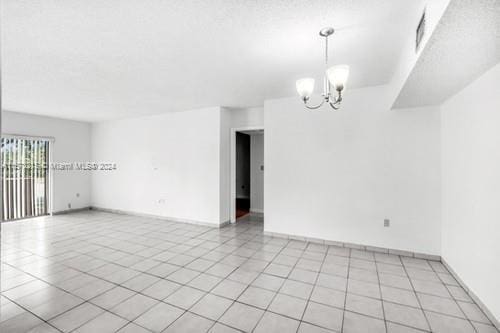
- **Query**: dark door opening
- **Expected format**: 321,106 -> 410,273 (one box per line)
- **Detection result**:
235,132 -> 250,218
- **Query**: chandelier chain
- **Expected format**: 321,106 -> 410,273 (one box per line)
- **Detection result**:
325,36 -> 329,67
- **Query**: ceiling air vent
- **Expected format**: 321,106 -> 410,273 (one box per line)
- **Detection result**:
416,9 -> 426,52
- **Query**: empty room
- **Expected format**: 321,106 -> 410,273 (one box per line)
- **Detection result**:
0,0 -> 499,332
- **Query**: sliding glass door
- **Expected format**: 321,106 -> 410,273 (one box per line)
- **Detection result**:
1,136 -> 51,221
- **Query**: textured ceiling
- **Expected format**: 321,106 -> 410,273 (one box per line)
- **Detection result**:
2,0 -> 423,122
393,0 -> 500,108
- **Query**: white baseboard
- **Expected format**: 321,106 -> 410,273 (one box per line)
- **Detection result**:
441,258 -> 500,330
250,208 -> 264,214
263,230 -> 499,328
41,206 -> 500,328
45,206 -> 500,329
53,207 -> 91,215
90,206 -> 228,228
263,230 -> 441,261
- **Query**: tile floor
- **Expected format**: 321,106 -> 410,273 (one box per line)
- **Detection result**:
0,211 -> 497,333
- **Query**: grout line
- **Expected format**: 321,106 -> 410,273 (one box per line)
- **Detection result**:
2,212 -> 496,333
400,257 -> 433,332
373,251 -> 388,332
340,246 -> 352,332
239,237 -> 291,332
297,242 -> 330,333
441,258 -> 500,332
428,261 -> 480,333
0,216 -> 229,332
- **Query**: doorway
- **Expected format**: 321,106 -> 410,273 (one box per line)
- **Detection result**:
235,132 -> 250,218
231,128 -> 264,222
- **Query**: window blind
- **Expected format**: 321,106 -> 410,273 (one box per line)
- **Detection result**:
1,137 -> 50,221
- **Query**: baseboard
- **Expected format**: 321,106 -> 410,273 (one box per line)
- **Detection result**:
45,206 -> 500,328
265,229 -> 498,329
52,207 -> 91,215
441,258 -> 500,330
263,230 -> 441,261
250,208 -> 264,214
90,206 -> 227,229
219,220 -> 231,228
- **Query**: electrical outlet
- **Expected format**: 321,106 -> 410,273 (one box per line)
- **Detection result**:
158,199 -> 166,204
76,193 -> 80,198
384,219 -> 390,227
68,203 -> 72,209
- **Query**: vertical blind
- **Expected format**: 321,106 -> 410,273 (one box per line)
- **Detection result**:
1,137 -> 50,221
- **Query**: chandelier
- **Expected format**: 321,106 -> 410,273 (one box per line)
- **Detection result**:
296,27 -> 349,110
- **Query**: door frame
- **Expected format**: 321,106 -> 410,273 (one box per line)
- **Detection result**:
230,126 -> 264,223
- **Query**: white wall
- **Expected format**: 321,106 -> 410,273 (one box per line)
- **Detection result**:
441,63 -> 500,322
250,133 -> 264,213
219,108 -> 232,223
91,107 -> 223,226
1,111 -> 91,212
226,107 -> 264,129
264,85 -> 441,255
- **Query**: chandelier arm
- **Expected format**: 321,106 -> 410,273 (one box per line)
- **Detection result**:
303,98 -> 325,110
327,91 -> 343,110
328,101 -> 340,110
